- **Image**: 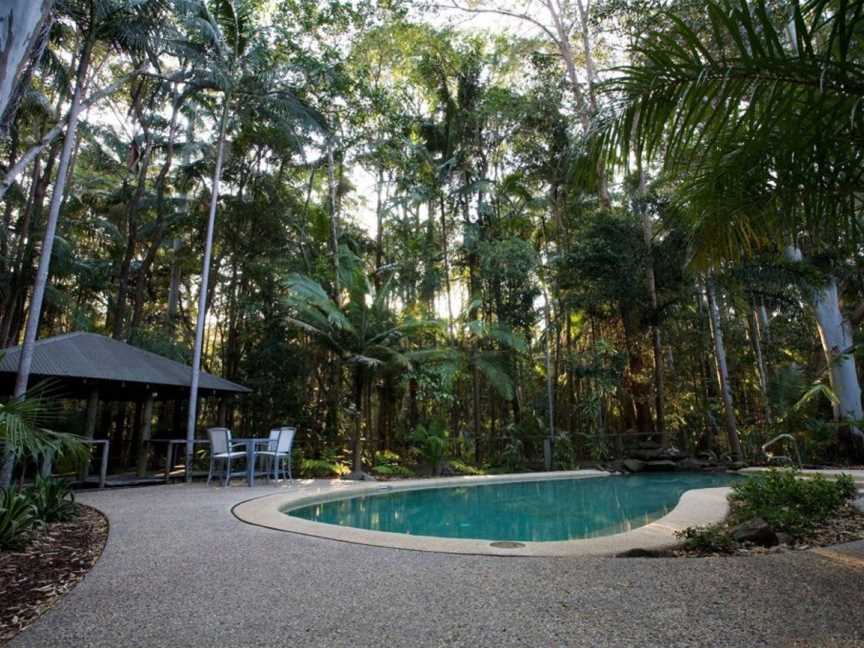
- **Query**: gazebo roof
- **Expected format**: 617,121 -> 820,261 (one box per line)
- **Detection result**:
0,332 -> 250,399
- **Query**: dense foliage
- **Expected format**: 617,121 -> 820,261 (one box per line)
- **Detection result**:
2,0 -> 864,478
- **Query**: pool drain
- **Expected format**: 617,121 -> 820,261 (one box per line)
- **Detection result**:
490,541 -> 525,549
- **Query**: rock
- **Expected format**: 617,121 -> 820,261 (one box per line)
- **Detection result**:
727,461 -> 747,471
677,457 -> 708,471
438,463 -> 457,477
732,518 -> 778,547
852,496 -> 864,514
616,547 -> 675,558
776,532 -> 793,546
632,445 -> 686,461
642,460 -> 677,472
341,471 -> 377,481
622,459 -> 645,473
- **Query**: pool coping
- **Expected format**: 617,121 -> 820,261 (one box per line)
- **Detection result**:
231,470 -> 734,557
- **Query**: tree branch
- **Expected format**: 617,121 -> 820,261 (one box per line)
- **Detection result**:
440,1 -> 561,44
0,63 -> 150,201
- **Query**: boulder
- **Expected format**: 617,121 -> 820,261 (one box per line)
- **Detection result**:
731,518 -> 778,547
677,457 -> 709,471
622,459 -> 645,473
642,460 -> 677,472
632,445 -> 686,461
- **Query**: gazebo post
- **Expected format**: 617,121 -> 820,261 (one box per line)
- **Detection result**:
217,396 -> 227,427
135,391 -> 155,477
79,385 -> 100,481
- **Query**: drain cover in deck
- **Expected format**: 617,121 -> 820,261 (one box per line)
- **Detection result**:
490,541 -> 525,549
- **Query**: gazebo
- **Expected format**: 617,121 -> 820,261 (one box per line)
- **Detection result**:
0,332 -> 250,484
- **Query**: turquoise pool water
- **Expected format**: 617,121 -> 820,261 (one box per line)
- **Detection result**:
286,472 -> 740,542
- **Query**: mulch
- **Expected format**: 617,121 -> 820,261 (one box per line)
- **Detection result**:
681,505 -> 864,558
0,504 -> 108,645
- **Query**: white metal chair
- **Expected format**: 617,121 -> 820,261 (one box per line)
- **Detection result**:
206,427 -> 246,486
257,426 -> 295,482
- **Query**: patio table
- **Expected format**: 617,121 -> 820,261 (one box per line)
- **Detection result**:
229,437 -> 273,486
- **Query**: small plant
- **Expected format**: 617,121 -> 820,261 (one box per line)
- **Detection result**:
371,450 -> 414,478
299,458 -> 350,478
295,448 -> 350,478
675,524 -> 736,554
410,420 -> 449,475
0,488 -> 38,551
27,476 -> 78,523
447,459 -> 486,476
729,470 -> 858,536
501,429 -> 525,472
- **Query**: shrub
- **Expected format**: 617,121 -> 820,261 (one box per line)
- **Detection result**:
410,420 -> 448,475
729,470 -> 858,536
371,451 -> 414,478
299,458 -> 350,478
27,476 -> 78,523
675,524 -> 736,554
447,460 -> 486,476
0,488 -> 38,551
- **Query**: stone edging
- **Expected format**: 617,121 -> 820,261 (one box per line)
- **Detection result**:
231,470 -> 732,557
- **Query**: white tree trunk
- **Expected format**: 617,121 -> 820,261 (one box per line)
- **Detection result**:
0,0 -> 52,129
185,100 -> 229,480
786,247 -> 863,438
706,279 -> 743,461
0,37 -> 91,487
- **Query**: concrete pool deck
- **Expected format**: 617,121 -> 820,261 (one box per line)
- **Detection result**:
232,470 -> 733,556
10,478 -> 864,648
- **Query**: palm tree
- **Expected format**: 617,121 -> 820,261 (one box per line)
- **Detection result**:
0,383 -> 84,484
2,0 -> 165,486
590,0 -> 864,446
284,249 -> 443,476
175,0 -> 325,477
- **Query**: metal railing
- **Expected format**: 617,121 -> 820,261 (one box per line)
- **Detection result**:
761,434 -> 802,467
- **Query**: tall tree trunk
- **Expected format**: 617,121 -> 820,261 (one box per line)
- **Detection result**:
1,35 -> 92,486
747,302 -> 772,423
351,366 -> 365,474
621,305 -> 654,437
185,98 -> 229,480
786,247 -> 864,443
706,278 -> 743,461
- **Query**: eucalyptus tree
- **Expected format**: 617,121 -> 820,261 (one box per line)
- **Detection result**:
445,0 -> 611,205
0,1 -> 54,134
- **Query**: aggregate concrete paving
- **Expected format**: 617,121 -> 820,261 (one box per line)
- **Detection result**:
10,481 -> 864,648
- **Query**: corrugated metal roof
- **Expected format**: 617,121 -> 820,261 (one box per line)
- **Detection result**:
0,332 -> 250,394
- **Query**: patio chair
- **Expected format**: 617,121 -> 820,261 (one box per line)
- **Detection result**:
257,426 -> 295,482
207,427 -> 247,486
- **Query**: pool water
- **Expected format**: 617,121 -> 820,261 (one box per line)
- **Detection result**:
286,472 -> 740,542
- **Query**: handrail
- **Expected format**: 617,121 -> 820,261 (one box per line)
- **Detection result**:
761,433 -> 802,467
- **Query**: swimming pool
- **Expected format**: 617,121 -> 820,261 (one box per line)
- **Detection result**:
285,472 -> 740,542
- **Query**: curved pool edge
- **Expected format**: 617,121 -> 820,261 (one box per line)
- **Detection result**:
231,470 -> 732,557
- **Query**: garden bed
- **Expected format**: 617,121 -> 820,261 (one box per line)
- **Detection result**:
621,470 -> 864,558
667,503 -> 864,558
0,504 -> 108,643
